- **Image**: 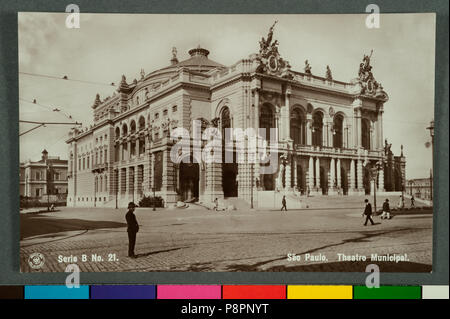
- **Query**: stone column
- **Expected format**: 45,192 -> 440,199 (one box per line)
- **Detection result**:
378,168 -> 385,192
162,148 -> 177,205
128,166 -> 135,201
336,158 -> 341,189
285,163 -> 291,190
308,156 -> 314,192
149,152 -> 154,192
284,87 -> 291,140
315,157 -> 321,192
328,121 -> 333,147
329,158 -> 336,195
135,139 -> 139,157
349,159 -> 355,192
357,159 -> 364,194
306,116 -> 312,145
378,110 -> 384,150
134,165 -> 140,201
293,156 -> 298,190
204,162 -> 224,203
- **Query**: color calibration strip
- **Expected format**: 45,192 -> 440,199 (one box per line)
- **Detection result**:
0,285 -> 448,299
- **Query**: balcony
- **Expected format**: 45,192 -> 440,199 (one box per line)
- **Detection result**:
91,162 -> 108,173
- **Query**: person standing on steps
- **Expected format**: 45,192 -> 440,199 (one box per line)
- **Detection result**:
125,202 -> 139,258
363,198 -> 375,226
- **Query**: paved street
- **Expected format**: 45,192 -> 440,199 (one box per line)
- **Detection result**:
20,196 -> 433,273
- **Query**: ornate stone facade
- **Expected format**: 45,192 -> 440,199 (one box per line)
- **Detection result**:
66,24 -> 405,208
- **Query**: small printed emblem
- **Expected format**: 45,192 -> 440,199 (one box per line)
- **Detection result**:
28,253 -> 45,269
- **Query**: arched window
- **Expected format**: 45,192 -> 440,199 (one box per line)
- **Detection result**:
312,112 -> 324,146
333,114 -> 344,148
138,116 -> 145,130
221,107 -> 231,136
290,108 -> 306,145
115,127 -> 120,139
130,121 -> 136,134
122,124 -> 128,137
260,103 -> 275,141
362,119 -> 371,150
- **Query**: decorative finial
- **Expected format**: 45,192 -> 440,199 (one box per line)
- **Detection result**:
304,60 -> 312,74
92,93 -> 101,109
171,47 -> 179,65
401,144 -> 404,156
117,74 -> 130,93
140,69 -> 145,79
325,65 -> 332,80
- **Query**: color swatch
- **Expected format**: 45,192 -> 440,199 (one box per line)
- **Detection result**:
288,285 -> 353,299
157,285 -> 221,299
223,285 -> 286,299
353,285 -> 421,299
24,285 -> 89,299
91,285 -> 156,299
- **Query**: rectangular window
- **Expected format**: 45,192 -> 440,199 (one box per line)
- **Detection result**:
172,105 -> 177,113
163,109 -> 168,116
104,150 -> 107,163
79,159 -> 81,170
155,112 -> 159,119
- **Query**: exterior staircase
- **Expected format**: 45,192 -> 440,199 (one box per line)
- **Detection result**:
256,190 -> 304,209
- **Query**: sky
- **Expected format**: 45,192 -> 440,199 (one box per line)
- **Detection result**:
18,13 -> 435,179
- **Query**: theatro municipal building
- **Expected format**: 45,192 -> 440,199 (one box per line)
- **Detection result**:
66,23 -> 406,208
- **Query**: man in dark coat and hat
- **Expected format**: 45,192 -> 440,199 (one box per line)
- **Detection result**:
125,202 -> 139,258
363,199 -> 375,226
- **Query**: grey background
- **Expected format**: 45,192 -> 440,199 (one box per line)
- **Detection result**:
0,0 -> 448,285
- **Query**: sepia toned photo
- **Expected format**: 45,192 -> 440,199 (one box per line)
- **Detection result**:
19,13 -> 435,273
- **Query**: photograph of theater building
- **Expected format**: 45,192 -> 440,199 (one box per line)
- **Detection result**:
66,23 -> 405,208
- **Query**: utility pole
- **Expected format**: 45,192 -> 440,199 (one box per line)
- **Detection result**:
426,120 -> 434,201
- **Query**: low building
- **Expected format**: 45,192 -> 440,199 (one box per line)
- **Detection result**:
20,149 -> 68,201
407,177 -> 433,201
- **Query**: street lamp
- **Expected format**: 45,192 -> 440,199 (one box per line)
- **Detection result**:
367,160 -> 384,215
46,164 -> 51,211
426,120 -> 434,201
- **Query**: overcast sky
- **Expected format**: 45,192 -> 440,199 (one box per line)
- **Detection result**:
18,13 -> 435,179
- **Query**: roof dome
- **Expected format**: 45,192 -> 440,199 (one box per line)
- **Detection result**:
137,46 -> 225,88
175,45 -> 224,70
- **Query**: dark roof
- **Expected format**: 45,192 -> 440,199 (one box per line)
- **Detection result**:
156,46 -> 224,74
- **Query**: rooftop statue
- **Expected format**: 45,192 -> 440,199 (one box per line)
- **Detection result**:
326,65 -> 332,80
356,50 -> 387,100
256,21 -> 292,79
304,60 -> 312,74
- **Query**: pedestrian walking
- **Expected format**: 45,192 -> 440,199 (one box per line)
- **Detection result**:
362,199 -> 375,226
281,195 -> 287,211
125,202 -> 139,258
381,198 -> 391,219
411,195 -> 415,208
